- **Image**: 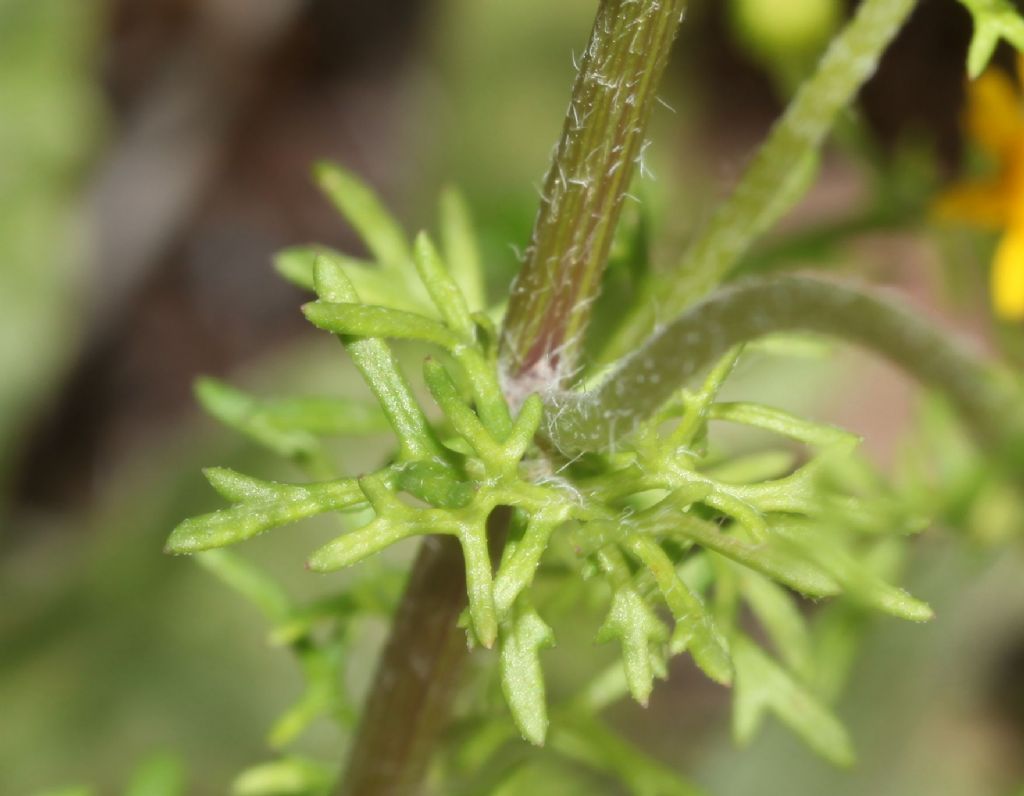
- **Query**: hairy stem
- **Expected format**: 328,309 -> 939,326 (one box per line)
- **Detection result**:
548,276 -> 1022,454
603,0 -> 918,361
500,0 -> 686,391
339,4 -> 690,791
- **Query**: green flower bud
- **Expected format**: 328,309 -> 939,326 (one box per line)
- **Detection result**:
729,0 -> 842,62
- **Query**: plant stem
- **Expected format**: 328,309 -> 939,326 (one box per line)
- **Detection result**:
500,0 -> 686,394
548,275 -> 1023,454
338,3 -> 688,791
603,0 -> 919,362
337,511 -> 510,795
336,536 -> 465,796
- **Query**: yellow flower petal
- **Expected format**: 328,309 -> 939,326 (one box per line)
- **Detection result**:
965,67 -> 1024,160
934,179 -> 1011,228
992,226 -> 1024,320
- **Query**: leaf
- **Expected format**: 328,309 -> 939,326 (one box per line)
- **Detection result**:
274,245 -> 432,314
701,450 -> 797,485
194,378 -> 320,462
195,549 -> 292,623
439,186 -> 487,311
303,301 -> 462,351
314,162 -> 410,267
202,468 -> 373,507
709,401 -> 860,450
197,377 -> 389,446
811,600 -> 871,703
166,478 -> 364,554
268,645 -> 347,747
643,505 -> 842,598
423,358 -> 502,464
667,345 -> 744,447
698,485 -> 768,542
627,536 -> 733,685
203,468 -> 279,502
394,460 -> 475,509
731,634 -> 854,767
595,587 -> 669,706
307,514 -> 424,572
231,756 -> 332,796
499,603 -> 555,745
493,507 -> 566,616
275,246 -> 380,292
258,395 -> 389,436
505,394 -> 544,462
124,752 -> 186,796
551,715 -> 705,796
958,0 -> 1024,77
739,569 -> 815,682
458,518 -> 500,649
274,246 -> 321,290
412,231 -> 474,336
312,256 -> 447,462
772,523 -> 933,622
269,568 -> 403,646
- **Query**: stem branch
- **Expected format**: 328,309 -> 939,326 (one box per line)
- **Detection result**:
604,0 -> 919,360
548,276 -> 1022,454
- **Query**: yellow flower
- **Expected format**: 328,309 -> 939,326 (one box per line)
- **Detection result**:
936,56 -> 1024,320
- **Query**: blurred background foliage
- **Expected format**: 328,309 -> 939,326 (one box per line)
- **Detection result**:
1,0 -> 1022,794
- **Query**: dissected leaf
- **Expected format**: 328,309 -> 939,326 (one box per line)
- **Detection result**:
314,162 -> 410,267
395,460 -> 475,509
710,401 -> 860,450
500,603 -> 555,745
643,505 -> 842,598
231,756 -> 333,796
196,549 -> 291,623
595,587 -> 669,706
307,513 -> 425,572
439,186 -> 487,311
732,633 -> 854,767
166,478 -> 364,554
196,377 -> 388,448
423,358 -> 503,464
194,378 -> 321,462
303,301 -> 463,351
772,523 -> 933,622
412,231 -> 475,336
312,256 -> 447,462
551,714 -> 705,796
269,644 -> 348,747
739,569 -> 815,682
274,245 -> 432,314
458,519 -> 500,649
958,0 -> 1024,77
627,536 -> 733,685
494,508 -> 566,616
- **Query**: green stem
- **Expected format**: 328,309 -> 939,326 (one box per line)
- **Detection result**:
547,276 -> 1022,455
500,0 -> 686,392
338,4 -> 690,791
603,0 -> 918,361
